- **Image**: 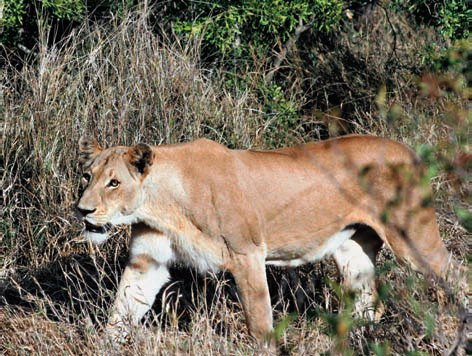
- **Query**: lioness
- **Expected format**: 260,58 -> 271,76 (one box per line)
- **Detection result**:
76,135 -> 452,345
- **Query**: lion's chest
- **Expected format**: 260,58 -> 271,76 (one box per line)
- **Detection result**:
171,232 -> 224,273
142,205 -> 225,273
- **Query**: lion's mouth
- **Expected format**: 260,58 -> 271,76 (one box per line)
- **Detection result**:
84,221 -> 110,234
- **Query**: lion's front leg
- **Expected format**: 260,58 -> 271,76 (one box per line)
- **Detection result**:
106,226 -> 174,342
230,249 -> 274,350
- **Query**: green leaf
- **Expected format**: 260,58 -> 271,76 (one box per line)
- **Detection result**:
273,313 -> 297,341
455,207 -> 472,232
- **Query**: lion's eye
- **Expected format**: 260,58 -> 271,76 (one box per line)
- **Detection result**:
82,173 -> 91,182
108,179 -> 120,188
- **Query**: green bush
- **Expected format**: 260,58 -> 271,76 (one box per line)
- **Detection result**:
1,0 -> 138,48
2,0 -> 86,47
3,0 -> 26,30
258,83 -> 300,145
391,0 -> 470,40
2,0 -> 86,32
173,0 -> 344,61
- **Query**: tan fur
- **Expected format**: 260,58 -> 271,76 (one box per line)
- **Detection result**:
77,134 -> 451,345
129,254 -> 156,273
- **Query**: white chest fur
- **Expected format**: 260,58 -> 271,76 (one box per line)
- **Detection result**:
132,213 -> 224,273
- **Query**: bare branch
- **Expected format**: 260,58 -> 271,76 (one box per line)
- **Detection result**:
265,18 -> 313,84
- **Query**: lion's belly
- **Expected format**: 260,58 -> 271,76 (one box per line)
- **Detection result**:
265,228 -> 356,267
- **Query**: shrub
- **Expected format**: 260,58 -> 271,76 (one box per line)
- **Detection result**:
391,0 -> 470,40
173,0 -> 344,63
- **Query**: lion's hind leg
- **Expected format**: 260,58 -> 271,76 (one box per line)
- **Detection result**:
332,226 -> 383,321
383,207 -> 451,278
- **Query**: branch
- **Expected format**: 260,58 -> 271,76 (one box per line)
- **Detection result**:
379,4 -> 399,65
265,18 -> 313,84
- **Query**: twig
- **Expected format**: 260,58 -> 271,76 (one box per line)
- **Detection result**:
265,18 -> 313,84
379,4 -> 399,65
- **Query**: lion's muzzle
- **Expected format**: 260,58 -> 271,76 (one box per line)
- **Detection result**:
84,220 -> 110,234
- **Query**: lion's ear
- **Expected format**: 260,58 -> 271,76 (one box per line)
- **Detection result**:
128,143 -> 153,175
79,136 -> 102,166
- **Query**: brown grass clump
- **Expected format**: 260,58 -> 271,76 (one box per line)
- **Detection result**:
1,9 -> 469,356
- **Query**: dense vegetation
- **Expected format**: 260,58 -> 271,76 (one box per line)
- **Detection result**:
3,1 -> 470,48
1,1 -> 470,354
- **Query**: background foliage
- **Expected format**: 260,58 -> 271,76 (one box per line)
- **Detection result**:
2,1 -> 470,53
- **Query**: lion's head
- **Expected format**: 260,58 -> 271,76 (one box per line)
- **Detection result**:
76,136 -> 153,244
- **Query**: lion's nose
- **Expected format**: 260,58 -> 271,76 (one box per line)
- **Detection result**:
77,206 -> 96,217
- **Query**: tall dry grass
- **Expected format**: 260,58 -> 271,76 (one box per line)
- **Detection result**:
1,9 -> 469,355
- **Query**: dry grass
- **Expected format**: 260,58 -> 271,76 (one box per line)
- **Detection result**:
1,10 -> 469,356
